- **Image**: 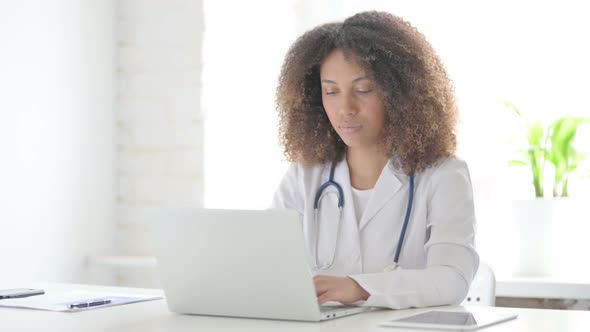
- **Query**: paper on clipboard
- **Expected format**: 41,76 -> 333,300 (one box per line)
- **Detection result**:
0,290 -> 163,312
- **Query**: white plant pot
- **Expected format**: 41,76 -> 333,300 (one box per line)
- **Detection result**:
512,198 -> 586,278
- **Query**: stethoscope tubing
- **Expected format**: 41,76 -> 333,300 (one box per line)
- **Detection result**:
393,174 -> 414,264
313,160 -> 415,271
313,160 -> 343,209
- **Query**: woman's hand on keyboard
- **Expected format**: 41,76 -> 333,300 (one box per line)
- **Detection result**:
313,275 -> 370,305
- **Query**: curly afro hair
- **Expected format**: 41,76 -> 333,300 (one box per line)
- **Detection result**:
276,11 -> 458,174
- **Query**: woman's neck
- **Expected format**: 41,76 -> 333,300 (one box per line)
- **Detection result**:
346,147 -> 388,190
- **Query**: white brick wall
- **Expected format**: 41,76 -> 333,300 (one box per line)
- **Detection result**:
115,0 -> 204,287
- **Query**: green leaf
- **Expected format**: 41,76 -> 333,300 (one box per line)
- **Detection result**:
509,160 -> 528,166
548,116 -> 588,184
504,101 -> 522,116
527,120 -> 544,147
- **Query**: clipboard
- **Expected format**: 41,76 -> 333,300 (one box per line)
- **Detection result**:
0,290 -> 163,312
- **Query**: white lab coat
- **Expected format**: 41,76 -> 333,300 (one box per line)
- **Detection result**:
271,157 -> 479,309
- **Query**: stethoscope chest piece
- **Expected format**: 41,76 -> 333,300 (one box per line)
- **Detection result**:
383,263 -> 402,272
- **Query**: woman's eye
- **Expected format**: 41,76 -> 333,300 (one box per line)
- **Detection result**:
325,91 -> 338,95
356,89 -> 372,94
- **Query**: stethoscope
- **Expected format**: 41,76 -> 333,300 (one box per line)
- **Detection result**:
313,160 -> 415,272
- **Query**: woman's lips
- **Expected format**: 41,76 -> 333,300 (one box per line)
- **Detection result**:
339,124 -> 362,133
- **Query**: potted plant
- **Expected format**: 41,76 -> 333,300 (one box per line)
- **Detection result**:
506,102 -> 589,197
505,102 -> 589,277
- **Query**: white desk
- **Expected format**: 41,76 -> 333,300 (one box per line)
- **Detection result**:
88,255 -> 590,301
1,283 -> 590,331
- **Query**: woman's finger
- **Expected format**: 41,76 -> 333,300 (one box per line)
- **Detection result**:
317,291 -> 333,305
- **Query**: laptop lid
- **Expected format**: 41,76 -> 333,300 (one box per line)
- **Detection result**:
148,208 -> 323,321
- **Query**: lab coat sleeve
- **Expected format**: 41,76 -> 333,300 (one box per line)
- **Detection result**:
349,159 -> 479,309
270,163 -> 304,215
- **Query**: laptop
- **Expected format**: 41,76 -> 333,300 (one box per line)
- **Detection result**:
147,208 -> 373,321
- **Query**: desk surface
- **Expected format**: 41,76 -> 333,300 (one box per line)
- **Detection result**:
1,282 -> 590,332
89,255 -> 590,300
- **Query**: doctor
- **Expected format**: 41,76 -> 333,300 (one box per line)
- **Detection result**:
272,11 -> 479,310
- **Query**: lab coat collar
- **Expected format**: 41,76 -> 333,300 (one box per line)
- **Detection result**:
358,160 -> 403,231
329,158 -> 404,231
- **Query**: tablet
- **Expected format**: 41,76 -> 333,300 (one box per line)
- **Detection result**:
380,308 -> 517,331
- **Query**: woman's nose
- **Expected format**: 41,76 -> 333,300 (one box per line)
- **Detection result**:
338,93 -> 358,115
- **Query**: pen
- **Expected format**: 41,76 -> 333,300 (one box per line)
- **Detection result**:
68,299 -> 111,309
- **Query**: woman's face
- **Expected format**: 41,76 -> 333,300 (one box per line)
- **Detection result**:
320,49 -> 386,150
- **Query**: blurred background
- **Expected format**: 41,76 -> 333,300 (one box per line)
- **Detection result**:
1,0 -> 589,303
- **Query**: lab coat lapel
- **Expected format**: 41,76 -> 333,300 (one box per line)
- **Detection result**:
358,162 -> 403,231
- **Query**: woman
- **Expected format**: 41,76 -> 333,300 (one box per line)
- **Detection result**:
272,11 -> 478,309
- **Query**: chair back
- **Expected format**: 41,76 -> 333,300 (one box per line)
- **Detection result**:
463,261 -> 496,306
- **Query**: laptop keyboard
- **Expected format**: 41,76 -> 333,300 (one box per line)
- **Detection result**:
320,304 -> 359,313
